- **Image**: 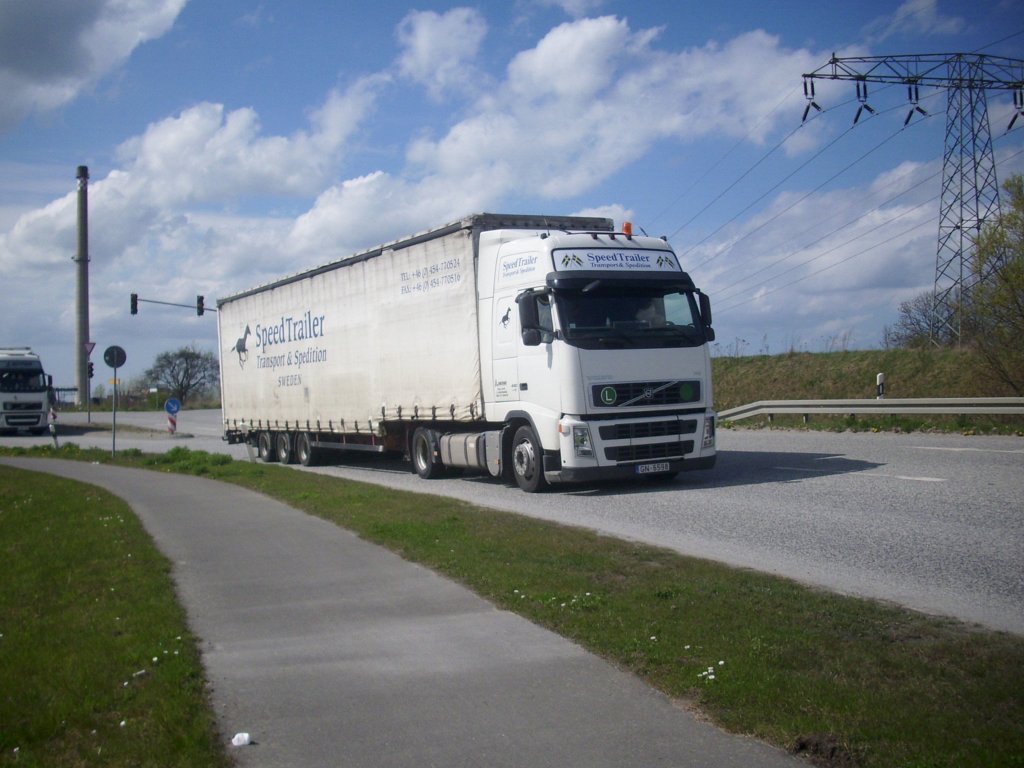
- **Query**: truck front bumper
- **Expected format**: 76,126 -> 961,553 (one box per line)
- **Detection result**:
546,453 -> 716,483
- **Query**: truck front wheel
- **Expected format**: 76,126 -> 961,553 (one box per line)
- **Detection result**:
512,425 -> 547,493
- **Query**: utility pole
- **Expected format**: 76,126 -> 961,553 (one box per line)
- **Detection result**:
801,53 -> 1024,345
74,165 -> 90,406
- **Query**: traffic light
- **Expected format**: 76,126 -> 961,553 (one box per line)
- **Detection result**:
197,295 -> 204,316
87,362 -> 94,379
130,293 -> 138,315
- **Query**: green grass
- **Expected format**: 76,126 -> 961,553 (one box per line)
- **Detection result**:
0,464 -> 230,768
714,349 -> 1024,434
3,444 -> 1023,767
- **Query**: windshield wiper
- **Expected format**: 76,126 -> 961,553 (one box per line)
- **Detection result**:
648,324 -> 701,337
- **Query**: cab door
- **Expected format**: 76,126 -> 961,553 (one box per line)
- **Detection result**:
515,291 -> 561,419
492,294 -> 519,404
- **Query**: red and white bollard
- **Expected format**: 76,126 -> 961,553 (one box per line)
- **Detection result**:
168,413 -> 177,434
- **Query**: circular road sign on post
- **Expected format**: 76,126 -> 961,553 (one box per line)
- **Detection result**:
103,345 -> 127,368
102,345 -> 127,456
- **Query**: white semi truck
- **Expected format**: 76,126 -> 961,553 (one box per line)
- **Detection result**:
217,213 -> 716,492
0,347 -> 53,435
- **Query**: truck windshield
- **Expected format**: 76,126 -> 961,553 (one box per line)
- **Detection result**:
555,288 -> 708,349
0,365 -> 47,392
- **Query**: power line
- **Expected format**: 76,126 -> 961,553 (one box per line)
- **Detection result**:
712,168 -> 942,304
692,94 -> 941,271
714,142 -> 1024,314
647,86 -> 801,231
663,80 -> 908,246
679,120 -> 856,252
666,119 -> 810,242
801,51 -> 1024,343
716,214 -> 939,314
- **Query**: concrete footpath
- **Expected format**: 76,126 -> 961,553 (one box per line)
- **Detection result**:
3,458 -> 801,767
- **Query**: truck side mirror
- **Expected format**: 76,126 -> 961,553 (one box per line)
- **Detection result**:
698,292 -> 712,327
517,291 -> 542,346
521,328 -> 542,346
698,292 -> 715,341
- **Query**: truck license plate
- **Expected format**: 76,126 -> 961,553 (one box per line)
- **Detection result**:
636,462 -> 671,475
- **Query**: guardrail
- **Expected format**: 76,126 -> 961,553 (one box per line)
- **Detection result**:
718,397 -> 1024,422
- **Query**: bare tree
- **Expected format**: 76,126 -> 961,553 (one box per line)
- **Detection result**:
144,346 -> 219,405
885,291 -> 939,349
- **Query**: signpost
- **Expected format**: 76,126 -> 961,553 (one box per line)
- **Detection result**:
165,397 -> 181,434
103,345 -> 127,456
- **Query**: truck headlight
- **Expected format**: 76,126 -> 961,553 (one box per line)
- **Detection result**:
572,426 -> 594,457
702,416 -> 715,449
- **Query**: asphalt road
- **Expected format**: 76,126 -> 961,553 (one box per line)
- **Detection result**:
10,409 -> 1024,634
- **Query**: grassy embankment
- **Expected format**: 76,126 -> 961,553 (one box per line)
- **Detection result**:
2,445 -> 1022,768
0,465 -> 229,768
75,348 -> 1022,433
714,348 -> 1023,433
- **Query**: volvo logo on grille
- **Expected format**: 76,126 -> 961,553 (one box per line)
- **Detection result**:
643,387 -> 654,399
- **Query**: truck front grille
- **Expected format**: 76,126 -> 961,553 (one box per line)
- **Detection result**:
598,419 -> 697,441
605,440 -> 694,462
595,413 -> 701,464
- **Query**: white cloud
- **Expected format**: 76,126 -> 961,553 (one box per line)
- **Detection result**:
112,74 -> 386,208
11,7 -> 1007,381
2,14 -> 832,331
506,16 -> 630,99
695,159 -> 943,353
0,74 -> 389,362
535,0 -> 606,17
0,0 -> 187,131
863,0 -> 965,44
1,73 -> 385,265
409,23 -> 821,200
395,8 -> 488,101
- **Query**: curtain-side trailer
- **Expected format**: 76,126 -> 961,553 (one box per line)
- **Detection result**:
217,213 -> 717,492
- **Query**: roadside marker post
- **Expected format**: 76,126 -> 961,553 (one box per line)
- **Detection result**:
165,398 -> 181,435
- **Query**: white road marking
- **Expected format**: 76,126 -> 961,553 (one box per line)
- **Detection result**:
866,474 -> 946,482
774,466 -> 946,482
915,446 -> 1024,455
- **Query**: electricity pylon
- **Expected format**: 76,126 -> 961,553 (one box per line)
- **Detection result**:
802,53 -> 1024,344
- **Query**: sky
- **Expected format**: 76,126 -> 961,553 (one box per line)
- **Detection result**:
1,0 -> 1023,393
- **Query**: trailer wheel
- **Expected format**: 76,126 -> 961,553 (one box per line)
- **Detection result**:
296,432 -> 318,467
411,427 -> 443,479
276,431 -> 294,464
257,431 -> 276,462
511,425 -> 547,493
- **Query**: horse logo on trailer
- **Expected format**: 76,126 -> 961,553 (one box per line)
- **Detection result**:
233,325 -> 251,368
